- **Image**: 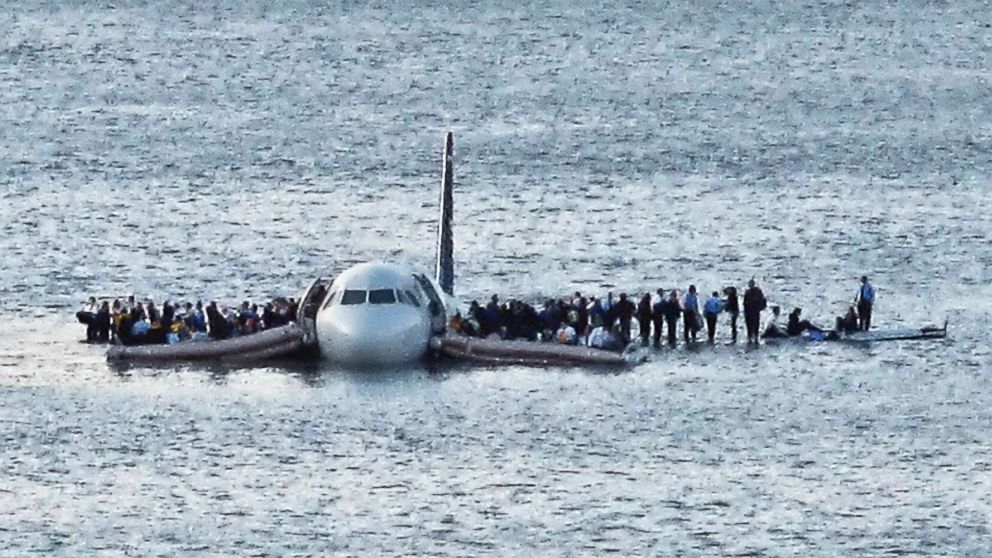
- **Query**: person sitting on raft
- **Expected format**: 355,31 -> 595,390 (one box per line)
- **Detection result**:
787,307 -> 824,337
130,309 -> 152,343
555,321 -> 577,345
761,306 -> 788,338
587,322 -> 623,352
836,306 -> 860,334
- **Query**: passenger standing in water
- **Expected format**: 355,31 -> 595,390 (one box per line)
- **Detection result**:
636,293 -> 653,346
723,286 -> 740,343
743,279 -> 767,344
856,275 -> 875,330
703,291 -> 725,343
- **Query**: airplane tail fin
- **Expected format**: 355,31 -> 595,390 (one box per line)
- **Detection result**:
435,131 -> 454,296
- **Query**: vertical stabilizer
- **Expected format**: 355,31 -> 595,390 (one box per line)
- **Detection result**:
435,132 -> 455,295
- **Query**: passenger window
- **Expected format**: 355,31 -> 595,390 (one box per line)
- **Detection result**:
368,289 -> 396,304
404,290 -> 421,307
340,290 -> 367,305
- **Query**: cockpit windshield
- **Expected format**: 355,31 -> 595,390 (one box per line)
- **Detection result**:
340,290 -> 367,305
368,289 -> 396,304
325,288 -> 421,308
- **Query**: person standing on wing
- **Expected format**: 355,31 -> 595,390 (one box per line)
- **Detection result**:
703,291 -> 725,343
682,285 -> 701,343
856,275 -> 875,330
723,285 -> 740,343
743,279 -> 767,344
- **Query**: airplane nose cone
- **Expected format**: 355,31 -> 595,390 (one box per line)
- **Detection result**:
318,311 -> 428,366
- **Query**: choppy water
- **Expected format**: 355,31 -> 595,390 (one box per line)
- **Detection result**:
2,1 -> 992,555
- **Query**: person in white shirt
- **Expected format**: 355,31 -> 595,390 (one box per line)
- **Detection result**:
856,275 -> 876,330
587,324 -> 608,349
76,297 -> 98,341
761,306 -> 787,338
587,324 -> 623,351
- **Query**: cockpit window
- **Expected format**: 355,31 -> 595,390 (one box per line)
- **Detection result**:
404,290 -> 422,307
340,290 -> 367,305
368,289 -> 396,304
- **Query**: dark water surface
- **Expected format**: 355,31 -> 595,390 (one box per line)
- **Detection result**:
2,1 -> 991,555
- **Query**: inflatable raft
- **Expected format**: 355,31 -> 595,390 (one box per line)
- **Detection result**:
432,334 -> 630,366
107,324 -> 306,363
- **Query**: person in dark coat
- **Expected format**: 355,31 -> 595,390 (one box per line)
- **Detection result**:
614,293 -> 636,344
661,290 -> 682,346
787,307 -> 823,336
636,293 -> 653,346
723,286 -> 740,343
742,279 -> 767,344
76,297 -> 98,341
206,301 -> 228,340
94,301 -> 112,342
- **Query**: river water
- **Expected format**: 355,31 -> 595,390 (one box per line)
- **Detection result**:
2,1 -> 991,555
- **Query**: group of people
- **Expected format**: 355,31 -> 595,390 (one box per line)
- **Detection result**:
76,295 -> 300,345
450,276 -> 878,350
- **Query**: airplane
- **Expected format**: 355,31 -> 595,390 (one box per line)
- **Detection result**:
105,132 -> 629,367
102,132 -> 948,367
303,132 -> 458,366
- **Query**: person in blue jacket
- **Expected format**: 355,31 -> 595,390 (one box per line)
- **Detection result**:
703,291 -> 725,343
856,275 -> 875,330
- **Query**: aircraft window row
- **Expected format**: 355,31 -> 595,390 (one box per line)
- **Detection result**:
329,289 -> 423,307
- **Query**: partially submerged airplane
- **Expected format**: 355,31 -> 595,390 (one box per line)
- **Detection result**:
106,133 -> 946,367
306,132 -> 458,366
109,133 -> 629,367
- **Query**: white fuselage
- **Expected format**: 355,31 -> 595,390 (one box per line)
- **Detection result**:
313,262 -> 451,366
